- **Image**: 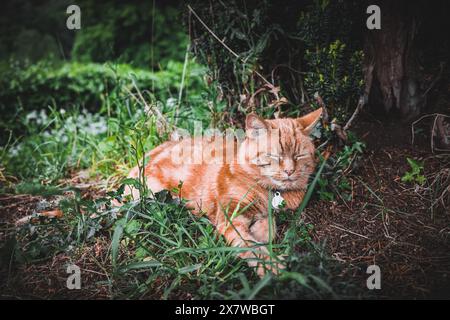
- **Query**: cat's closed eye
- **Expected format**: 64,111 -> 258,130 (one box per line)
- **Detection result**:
294,153 -> 309,161
266,153 -> 282,161
252,157 -> 271,166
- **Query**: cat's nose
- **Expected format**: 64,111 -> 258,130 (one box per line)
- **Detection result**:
284,169 -> 295,176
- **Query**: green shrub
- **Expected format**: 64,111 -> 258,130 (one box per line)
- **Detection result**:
189,0 -> 301,117
0,60 -> 205,113
0,1 -> 187,68
71,1 -> 188,68
297,0 -> 364,121
189,0 -> 365,122
0,58 -> 210,182
71,25 -> 115,63
303,41 -> 364,121
0,0 -> 72,63
0,60 -> 206,142
401,158 -> 426,185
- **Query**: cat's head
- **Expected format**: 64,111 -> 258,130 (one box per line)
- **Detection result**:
238,108 -> 322,191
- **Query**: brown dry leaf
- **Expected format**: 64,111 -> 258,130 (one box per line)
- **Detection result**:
269,97 -> 288,108
39,209 -> 63,218
15,208 -> 64,226
94,240 -> 103,257
265,84 -> 280,96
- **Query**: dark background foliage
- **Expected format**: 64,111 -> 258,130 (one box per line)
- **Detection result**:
188,0 -> 366,121
0,0 -> 188,67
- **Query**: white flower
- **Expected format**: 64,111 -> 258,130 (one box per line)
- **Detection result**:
35,109 -> 48,125
61,135 -> 69,143
39,109 -> 47,121
166,97 -> 178,108
25,110 -> 37,122
9,144 -> 22,157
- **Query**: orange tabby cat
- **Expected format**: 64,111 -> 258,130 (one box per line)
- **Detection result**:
121,108 -> 322,276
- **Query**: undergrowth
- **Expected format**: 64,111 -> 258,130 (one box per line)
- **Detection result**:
1,160 -> 366,299
0,59 -> 210,185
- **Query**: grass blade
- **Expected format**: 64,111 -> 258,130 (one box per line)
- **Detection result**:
119,260 -> 163,273
246,275 -> 272,300
111,223 -> 124,267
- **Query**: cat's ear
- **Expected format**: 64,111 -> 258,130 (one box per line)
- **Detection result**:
246,113 -> 268,138
296,108 -> 323,135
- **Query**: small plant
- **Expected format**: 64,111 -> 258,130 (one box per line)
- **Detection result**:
401,158 -> 426,185
317,133 -> 365,202
303,41 -> 364,122
298,0 -> 364,121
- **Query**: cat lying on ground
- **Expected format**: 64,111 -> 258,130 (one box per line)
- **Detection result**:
121,108 -> 323,277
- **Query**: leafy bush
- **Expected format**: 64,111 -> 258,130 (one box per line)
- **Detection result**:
0,0 -> 187,68
2,108 -> 113,182
72,1 -> 188,68
71,25 -> 115,63
303,41 -> 364,121
0,58 -> 211,182
0,60 -> 205,113
297,0 -> 364,121
0,0 -> 72,63
0,1 -> 372,300
189,0 -> 365,122
190,0 -> 303,117
0,60 -> 207,143
296,0 -> 363,49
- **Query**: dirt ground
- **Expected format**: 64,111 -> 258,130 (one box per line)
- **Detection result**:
1,115 -> 449,299
305,116 -> 450,299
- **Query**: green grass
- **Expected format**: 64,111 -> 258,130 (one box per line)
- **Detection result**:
2,174 -> 365,299
0,60 -> 212,186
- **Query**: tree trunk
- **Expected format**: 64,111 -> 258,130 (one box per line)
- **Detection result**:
364,0 -> 424,120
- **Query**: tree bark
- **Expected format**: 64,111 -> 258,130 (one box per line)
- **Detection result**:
364,0 -> 424,119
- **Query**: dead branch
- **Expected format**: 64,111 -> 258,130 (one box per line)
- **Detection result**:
124,82 -> 172,135
344,96 -> 365,132
187,5 -> 276,89
343,60 -> 373,132
411,113 -> 450,153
